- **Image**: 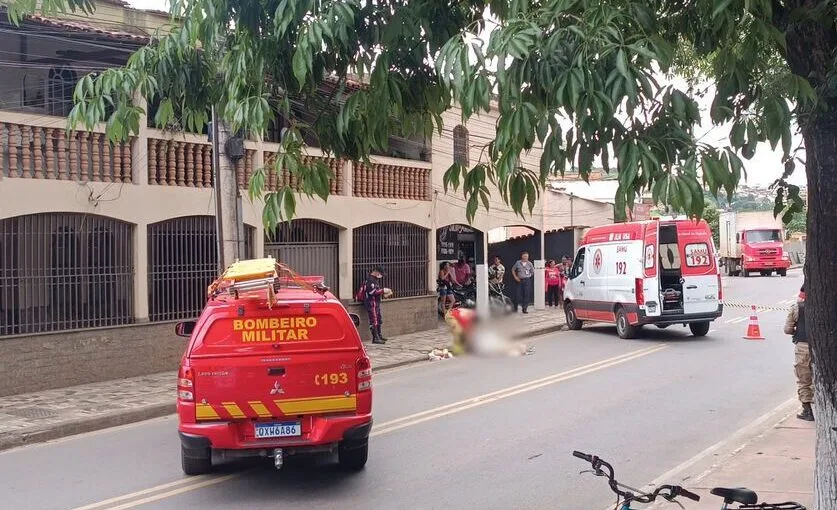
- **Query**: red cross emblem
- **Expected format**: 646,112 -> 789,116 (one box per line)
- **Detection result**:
593,249 -> 603,274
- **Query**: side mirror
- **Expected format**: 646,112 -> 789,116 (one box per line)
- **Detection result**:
175,321 -> 197,338
349,313 -> 361,327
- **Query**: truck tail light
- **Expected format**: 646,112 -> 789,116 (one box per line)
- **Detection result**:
717,274 -> 723,302
356,356 -> 372,392
635,278 -> 645,306
177,365 -> 194,402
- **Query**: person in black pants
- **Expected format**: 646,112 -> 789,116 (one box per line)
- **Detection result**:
512,251 -> 535,313
363,265 -> 388,344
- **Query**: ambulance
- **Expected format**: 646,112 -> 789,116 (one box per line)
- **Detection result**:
175,258 -> 372,475
563,217 -> 723,339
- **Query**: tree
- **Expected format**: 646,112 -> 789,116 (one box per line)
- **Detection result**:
703,200 -> 721,247
10,0 -> 836,504
786,209 -> 807,235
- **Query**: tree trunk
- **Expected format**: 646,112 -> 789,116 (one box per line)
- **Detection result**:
802,110 -> 837,510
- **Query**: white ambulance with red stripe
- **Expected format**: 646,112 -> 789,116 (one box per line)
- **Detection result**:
563,217 -> 723,339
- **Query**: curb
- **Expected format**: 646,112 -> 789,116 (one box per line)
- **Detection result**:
0,402 -> 174,453
0,322 -> 566,452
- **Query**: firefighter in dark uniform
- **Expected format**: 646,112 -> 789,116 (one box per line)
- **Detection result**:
364,265 -> 391,344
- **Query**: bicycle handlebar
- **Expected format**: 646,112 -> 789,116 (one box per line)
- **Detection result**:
572,451 -> 700,504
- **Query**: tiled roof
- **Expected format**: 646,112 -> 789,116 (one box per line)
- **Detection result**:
25,14 -> 152,43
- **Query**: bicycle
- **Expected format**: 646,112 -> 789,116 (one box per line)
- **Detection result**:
572,450 -> 700,509
573,451 -> 807,510
709,487 -> 807,510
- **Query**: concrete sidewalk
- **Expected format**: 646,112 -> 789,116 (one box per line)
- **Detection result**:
652,407 -> 814,509
0,308 -> 564,452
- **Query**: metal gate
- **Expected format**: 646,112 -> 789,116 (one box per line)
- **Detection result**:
265,219 -> 340,294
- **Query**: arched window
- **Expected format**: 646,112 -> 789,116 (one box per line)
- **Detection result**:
148,216 -> 255,321
47,67 -> 77,117
353,222 -> 429,298
0,213 -> 134,336
453,125 -> 469,166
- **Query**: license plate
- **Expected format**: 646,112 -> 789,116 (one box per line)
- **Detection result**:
255,422 -> 301,439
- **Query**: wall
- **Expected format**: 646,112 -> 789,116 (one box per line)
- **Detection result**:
345,295 -> 438,342
0,323 -> 186,397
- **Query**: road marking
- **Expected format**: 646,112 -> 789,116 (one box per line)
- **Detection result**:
71,477 -> 213,510
600,397 -> 797,510
70,345 -> 667,510
726,316 -> 749,324
372,345 -> 667,437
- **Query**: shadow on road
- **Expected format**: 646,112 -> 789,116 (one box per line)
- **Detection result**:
581,325 -> 717,343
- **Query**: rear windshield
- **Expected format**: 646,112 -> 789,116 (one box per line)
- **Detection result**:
684,243 -> 711,267
745,230 -> 781,243
191,310 -> 356,356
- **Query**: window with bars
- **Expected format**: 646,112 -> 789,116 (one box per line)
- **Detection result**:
0,213 -> 135,336
453,125 -> 470,166
148,216 -> 254,322
353,222 -> 429,298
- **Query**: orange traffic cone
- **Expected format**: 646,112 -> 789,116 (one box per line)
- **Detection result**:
743,305 -> 765,340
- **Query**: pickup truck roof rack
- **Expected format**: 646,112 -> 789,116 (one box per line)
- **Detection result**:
207,257 -> 329,305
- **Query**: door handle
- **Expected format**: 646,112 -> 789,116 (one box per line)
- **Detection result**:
579,280 -> 585,286
268,367 -> 286,376
686,285 -> 698,289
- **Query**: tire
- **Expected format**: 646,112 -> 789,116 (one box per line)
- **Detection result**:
779,269 -> 788,277
338,441 -> 369,472
564,301 -> 583,330
655,324 -> 670,329
615,307 -> 638,339
743,270 -> 750,278
689,321 -> 711,337
181,445 -> 212,476
760,270 -> 770,276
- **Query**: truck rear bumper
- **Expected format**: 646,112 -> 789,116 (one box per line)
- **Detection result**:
638,306 -> 723,325
179,414 -> 372,453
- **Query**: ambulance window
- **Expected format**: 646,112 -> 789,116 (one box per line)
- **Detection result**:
685,243 -> 711,267
570,248 -> 586,278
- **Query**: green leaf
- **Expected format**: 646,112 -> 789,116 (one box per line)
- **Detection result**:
712,0 -> 734,18
615,49 -> 630,80
292,49 -> 308,88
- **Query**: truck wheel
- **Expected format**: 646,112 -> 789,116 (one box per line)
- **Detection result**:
615,307 -> 638,339
689,321 -> 711,337
338,440 -> 369,472
742,270 -> 750,278
760,270 -> 770,276
565,302 -> 583,330
778,269 -> 787,277
181,445 -> 212,476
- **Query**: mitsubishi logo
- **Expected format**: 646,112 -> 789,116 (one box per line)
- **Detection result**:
269,381 -> 285,395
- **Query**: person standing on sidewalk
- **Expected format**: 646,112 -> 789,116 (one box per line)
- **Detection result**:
545,260 -> 562,307
512,251 -> 535,314
363,265 -> 391,344
784,284 -> 813,421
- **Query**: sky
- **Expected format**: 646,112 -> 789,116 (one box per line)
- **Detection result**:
123,0 -> 807,188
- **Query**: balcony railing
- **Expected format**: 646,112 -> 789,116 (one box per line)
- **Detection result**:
1,111 -> 431,201
1,119 -> 132,183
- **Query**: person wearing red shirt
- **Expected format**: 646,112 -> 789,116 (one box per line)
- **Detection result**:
545,259 -> 562,307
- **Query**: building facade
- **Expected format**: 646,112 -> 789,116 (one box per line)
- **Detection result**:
0,5 -> 612,395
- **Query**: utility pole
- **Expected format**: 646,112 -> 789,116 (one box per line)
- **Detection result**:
569,192 -> 574,228
211,105 -> 245,272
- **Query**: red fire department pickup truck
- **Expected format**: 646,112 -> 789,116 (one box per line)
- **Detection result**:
175,258 -> 372,475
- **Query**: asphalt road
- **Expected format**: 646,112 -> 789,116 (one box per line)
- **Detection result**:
0,269 -> 803,510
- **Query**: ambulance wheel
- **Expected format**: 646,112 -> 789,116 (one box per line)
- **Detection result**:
338,440 -> 369,472
615,307 -> 638,339
689,321 -> 711,337
778,269 -> 787,277
565,302 -> 583,330
181,445 -> 212,476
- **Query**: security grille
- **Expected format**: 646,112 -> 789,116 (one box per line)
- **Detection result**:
353,222 -> 429,298
0,213 -> 134,336
265,219 -> 340,294
148,216 -> 254,322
